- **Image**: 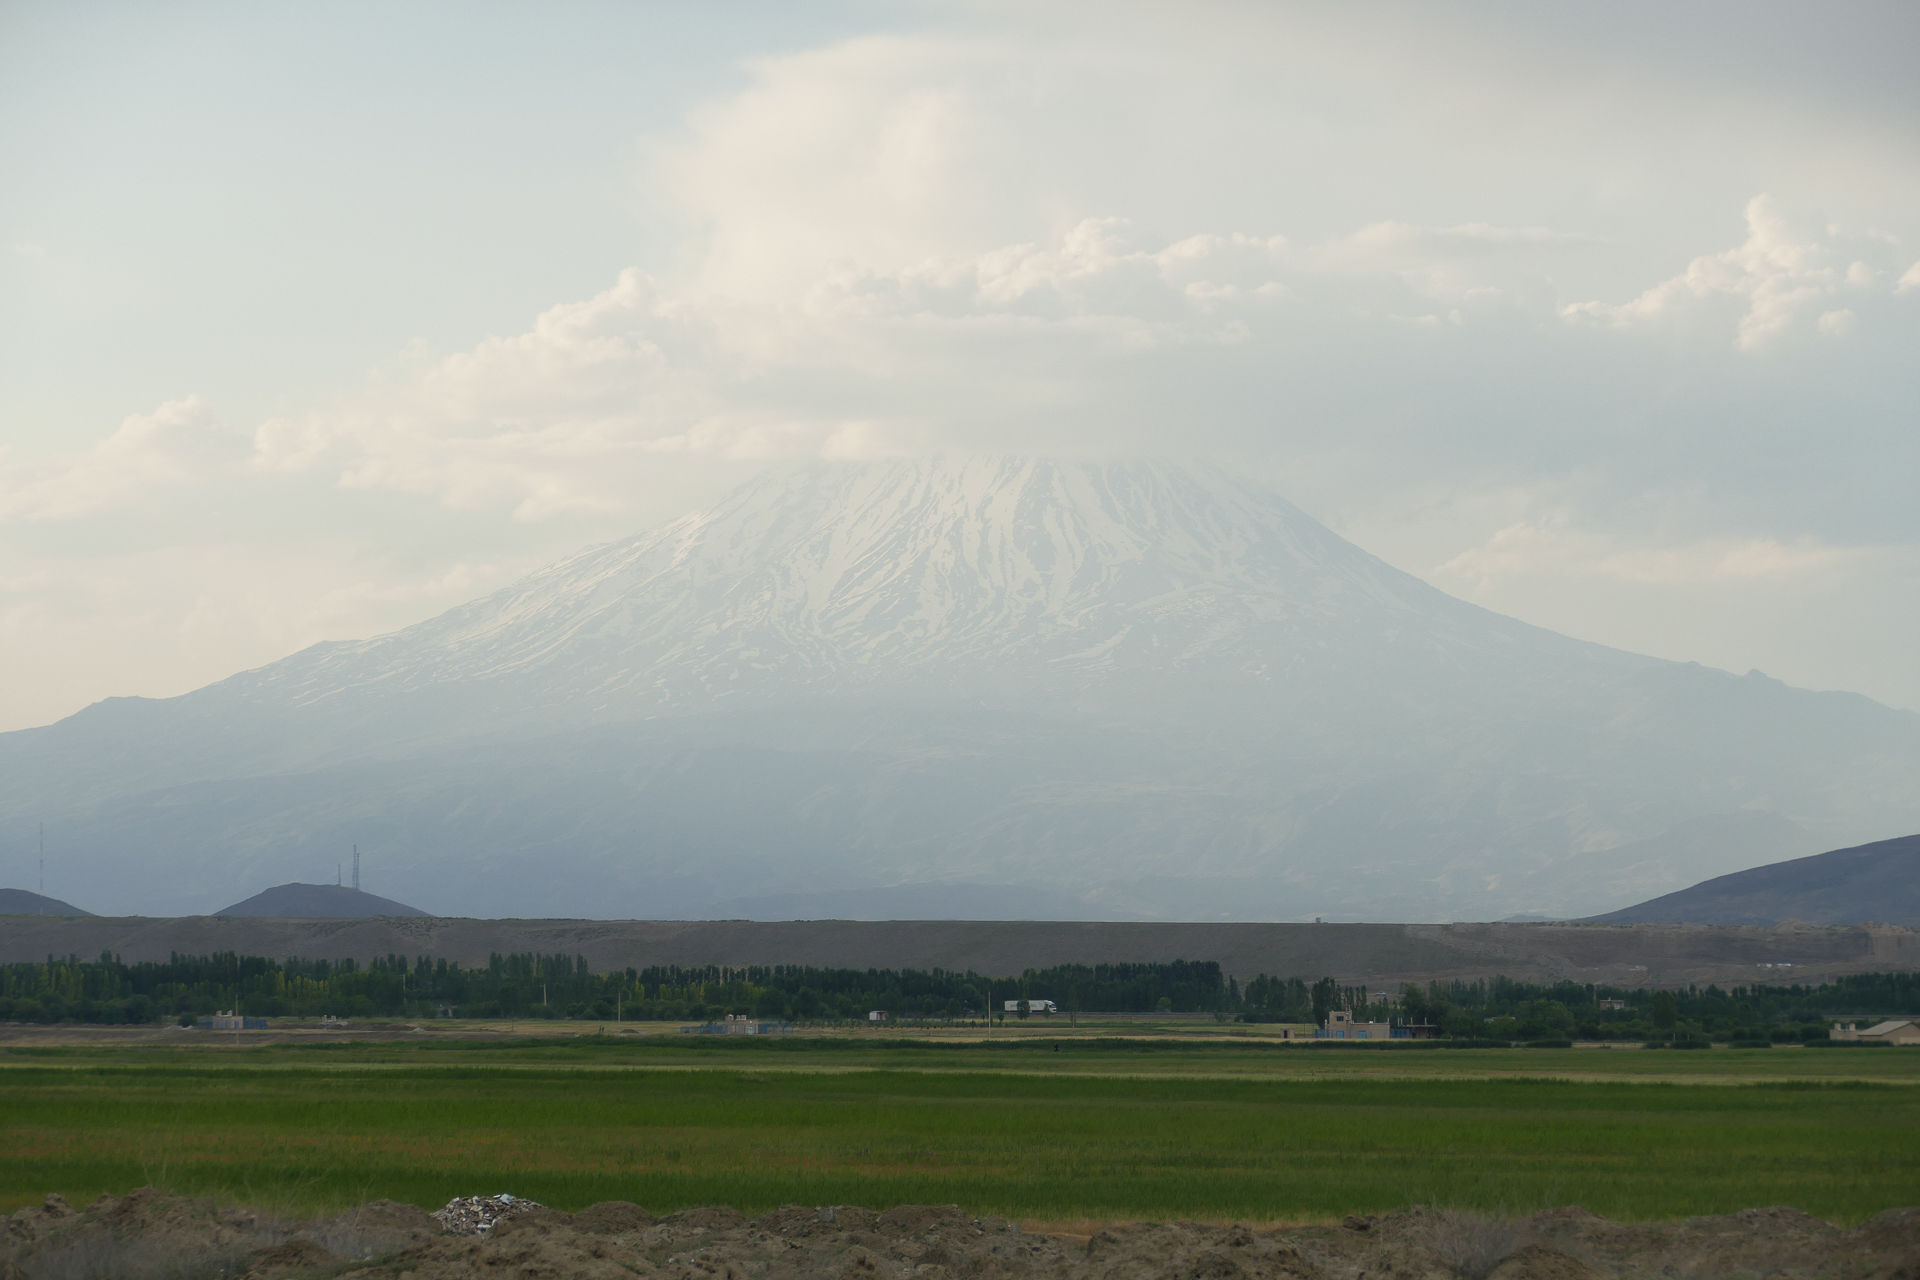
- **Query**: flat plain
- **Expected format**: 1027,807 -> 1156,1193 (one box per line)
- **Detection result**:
4,1029 -> 1917,1225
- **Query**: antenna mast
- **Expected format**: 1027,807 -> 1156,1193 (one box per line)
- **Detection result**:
353,845 -> 360,892
38,823 -> 44,914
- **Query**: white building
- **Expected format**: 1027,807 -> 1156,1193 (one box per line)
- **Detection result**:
1831,1020 -> 1920,1044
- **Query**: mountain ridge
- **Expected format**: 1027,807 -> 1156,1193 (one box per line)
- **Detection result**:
4,457 -> 1917,921
1588,833 -> 1920,926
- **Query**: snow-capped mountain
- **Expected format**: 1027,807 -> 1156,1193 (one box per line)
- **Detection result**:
5,457 -> 1918,921
232,457 -> 1624,716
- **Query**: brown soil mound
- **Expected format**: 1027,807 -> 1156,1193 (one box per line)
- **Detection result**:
3,1193 -> 1914,1280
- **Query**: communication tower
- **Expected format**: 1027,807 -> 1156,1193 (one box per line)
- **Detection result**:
353,845 -> 360,892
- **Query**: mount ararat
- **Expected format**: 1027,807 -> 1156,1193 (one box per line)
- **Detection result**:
6,458 -> 1916,920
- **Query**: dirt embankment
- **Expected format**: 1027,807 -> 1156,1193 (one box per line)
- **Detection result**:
5,1189 -> 1916,1280
4,916 -> 1916,988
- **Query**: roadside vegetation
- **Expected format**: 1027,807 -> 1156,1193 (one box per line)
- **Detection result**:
3,954 -> 1916,1045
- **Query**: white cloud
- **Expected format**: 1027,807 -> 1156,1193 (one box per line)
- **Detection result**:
253,271 -> 733,521
0,396 -> 248,523
225,212 -> 1616,521
1817,308 -> 1858,338
21,190 -> 1912,536
662,35 -> 1034,300
1559,195 -> 1907,348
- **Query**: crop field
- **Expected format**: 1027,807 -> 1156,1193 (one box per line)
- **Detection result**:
4,1035 -> 1917,1225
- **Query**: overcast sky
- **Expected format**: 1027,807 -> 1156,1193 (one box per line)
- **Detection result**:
3,0 -> 1918,732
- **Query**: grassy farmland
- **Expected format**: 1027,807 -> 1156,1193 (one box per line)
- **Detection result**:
3,1036 -> 1917,1225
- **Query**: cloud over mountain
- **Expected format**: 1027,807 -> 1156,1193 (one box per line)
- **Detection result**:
3,3 -> 1919,739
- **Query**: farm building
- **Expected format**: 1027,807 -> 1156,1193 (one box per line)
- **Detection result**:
1831,1020 -> 1920,1044
198,1012 -> 267,1030
1317,1009 -> 1405,1040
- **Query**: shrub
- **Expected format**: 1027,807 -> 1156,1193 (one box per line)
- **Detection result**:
1522,1038 -> 1572,1048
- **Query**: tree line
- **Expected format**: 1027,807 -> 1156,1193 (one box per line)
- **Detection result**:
1,951 -> 1915,1040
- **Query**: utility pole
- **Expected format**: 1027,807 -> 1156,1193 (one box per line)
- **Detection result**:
38,823 -> 44,914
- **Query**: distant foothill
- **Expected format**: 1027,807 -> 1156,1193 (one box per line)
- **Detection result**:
1589,833 -> 1920,927
7,831 -> 1919,928
0,888 -> 92,917
211,883 -> 432,919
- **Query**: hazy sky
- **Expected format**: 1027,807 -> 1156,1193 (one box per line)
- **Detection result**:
4,0 -> 1918,732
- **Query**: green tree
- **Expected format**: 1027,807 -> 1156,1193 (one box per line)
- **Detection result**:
1310,977 -> 1338,1027
1521,1000 -> 1575,1039
1651,990 -> 1678,1031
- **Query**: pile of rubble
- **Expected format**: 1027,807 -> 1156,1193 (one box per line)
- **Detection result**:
430,1194 -> 544,1236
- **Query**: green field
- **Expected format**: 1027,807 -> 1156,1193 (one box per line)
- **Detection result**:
4,1036 -> 1917,1224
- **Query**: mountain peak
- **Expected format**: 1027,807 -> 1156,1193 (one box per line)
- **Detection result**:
234,456 -> 1607,720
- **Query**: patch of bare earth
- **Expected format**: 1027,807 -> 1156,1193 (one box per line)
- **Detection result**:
3,1193 -> 1915,1280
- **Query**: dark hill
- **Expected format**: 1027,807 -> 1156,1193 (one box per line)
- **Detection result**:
0,888 -> 92,916
1587,833 -> 1920,926
213,883 -> 431,919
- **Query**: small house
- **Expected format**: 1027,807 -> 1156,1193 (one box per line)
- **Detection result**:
868,1010 -> 887,1022
1317,1009 -> 1403,1040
